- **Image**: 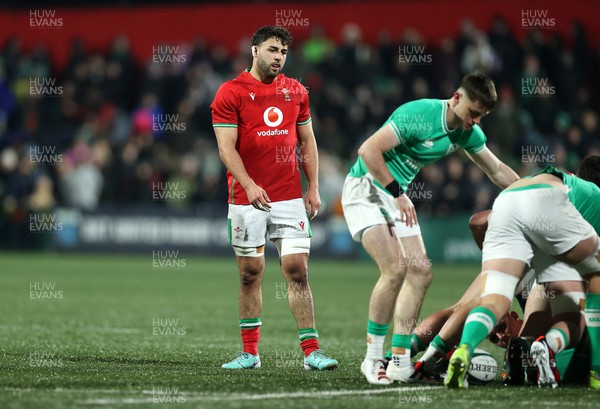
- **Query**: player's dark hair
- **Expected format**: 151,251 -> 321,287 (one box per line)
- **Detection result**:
576,155 -> 600,187
460,72 -> 497,112
251,26 -> 293,47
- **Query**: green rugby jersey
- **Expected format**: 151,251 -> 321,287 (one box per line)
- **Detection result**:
540,166 -> 600,232
348,99 -> 487,190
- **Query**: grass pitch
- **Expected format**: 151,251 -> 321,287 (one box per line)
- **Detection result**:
0,252 -> 597,408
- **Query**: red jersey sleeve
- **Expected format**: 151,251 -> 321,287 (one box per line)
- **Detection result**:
297,83 -> 311,125
211,83 -> 239,127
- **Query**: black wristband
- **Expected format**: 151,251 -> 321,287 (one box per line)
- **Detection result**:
384,180 -> 404,198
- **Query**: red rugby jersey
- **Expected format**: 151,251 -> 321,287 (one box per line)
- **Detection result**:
211,70 -> 311,205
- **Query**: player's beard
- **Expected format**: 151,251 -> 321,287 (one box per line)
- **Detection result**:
256,56 -> 280,80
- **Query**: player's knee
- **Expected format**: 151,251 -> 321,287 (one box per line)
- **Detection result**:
406,264 -> 433,288
239,267 -> 263,286
403,254 -> 433,289
380,264 -> 406,289
284,263 -> 309,284
380,260 -> 406,285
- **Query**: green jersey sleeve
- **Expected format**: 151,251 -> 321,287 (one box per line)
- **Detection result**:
384,99 -> 438,146
462,125 -> 487,154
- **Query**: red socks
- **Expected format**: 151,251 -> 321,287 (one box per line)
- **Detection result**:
300,338 -> 319,357
241,327 -> 260,356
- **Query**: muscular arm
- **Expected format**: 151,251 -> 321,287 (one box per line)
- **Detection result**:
465,146 -> 519,189
357,124 -> 399,187
358,124 -> 417,227
214,127 -> 271,210
297,122 -> 320,219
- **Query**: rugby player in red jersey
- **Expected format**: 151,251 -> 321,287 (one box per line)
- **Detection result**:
211,26 -> 337,371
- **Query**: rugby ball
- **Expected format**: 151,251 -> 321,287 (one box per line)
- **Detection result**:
469,209 -> 491,250
467,348 -> 498,385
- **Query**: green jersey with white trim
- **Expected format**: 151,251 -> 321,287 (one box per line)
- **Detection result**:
348,99 -> 487,190
540,166 -> 600,232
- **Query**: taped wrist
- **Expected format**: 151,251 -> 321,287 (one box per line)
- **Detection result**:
385,180 -> 404,198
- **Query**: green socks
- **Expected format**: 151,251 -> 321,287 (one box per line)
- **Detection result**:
460,306 -> 497,353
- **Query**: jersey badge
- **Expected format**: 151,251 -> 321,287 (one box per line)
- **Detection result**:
446,143 -> 459,154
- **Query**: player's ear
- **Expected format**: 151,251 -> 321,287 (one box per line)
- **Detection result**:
451,91 -> 461,106
251,46 -> 257,58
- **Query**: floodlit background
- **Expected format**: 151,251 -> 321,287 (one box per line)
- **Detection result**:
0,0 -> 598,259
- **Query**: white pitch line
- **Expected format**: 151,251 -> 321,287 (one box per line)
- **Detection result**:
451,400 -> 594,408
78,386 -> 443,405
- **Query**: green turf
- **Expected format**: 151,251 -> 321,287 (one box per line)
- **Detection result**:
0,252 -> 597,408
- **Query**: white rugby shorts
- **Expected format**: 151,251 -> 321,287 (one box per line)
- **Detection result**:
482,186 -> 595,266
341,174 -> 421,242
227,198 -> 311,248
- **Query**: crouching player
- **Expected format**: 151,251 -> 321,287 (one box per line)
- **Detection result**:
444,158 -> 600,389
412,222 -> 588,387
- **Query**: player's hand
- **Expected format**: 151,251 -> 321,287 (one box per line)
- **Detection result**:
245,182 -> 271,212
395,194 -> 417,227
304,185 -> 321,220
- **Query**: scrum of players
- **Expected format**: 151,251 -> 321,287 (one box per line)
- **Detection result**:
405,157 -> 600,389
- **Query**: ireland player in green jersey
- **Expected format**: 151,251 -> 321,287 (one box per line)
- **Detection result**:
341,73 -> 519,385
445,158 -> 600,389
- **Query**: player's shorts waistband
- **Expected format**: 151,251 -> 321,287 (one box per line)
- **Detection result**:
501,183 -> 557,194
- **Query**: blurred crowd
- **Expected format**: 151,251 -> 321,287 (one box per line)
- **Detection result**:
0,14 -> 599,240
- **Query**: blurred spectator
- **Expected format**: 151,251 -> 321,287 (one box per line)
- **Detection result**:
302,26 -> 335,67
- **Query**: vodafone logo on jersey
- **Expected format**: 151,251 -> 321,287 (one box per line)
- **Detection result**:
263,107 -> 283,127
257,106 -> 289,136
